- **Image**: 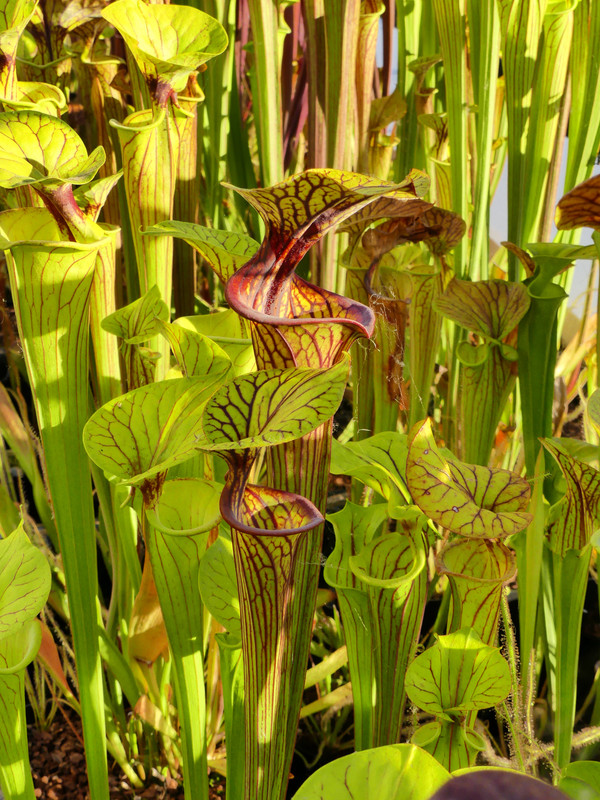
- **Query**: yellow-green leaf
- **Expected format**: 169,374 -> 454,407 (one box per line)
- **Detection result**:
0,521 -> 51,641
0,110 -> 104,189
102,0 -> 228,98
406,419 -> 531,537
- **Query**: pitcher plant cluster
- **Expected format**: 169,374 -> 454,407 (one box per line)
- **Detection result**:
0,1 -> 600,800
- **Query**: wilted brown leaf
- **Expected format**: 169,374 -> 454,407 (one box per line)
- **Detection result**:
555,174 -> 600,231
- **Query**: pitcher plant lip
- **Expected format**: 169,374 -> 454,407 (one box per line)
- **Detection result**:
435,538 -> 517,584
0,207 -> 111,251
222,168 -> 436,340
220,480 -> 324,537
226,265 -> 376,339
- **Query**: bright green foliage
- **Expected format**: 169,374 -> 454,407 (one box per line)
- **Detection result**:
0,0 -> 38,98
330,432 -> 410,511
201,357 -> 350,451
3,2 -> 600,796
0,206 -> 110,800
198,535 -> 240,640
349,529 -> 425,590
290,743 -> 450,800
83,378 -> 224,490
0,522 -> 51,800
102,285 -> 169,345
0,619 -> 42,800
406,628 -> 511,718
173,311 -> 256,376
539,437 -> 600,770
144,222 -> 260,284
102,0 -> 228,100
145,478 -> 223,535
0,522 -> 50,640
588,387 -> 600,436
158,321 -> 233,381
325,498 -> 427,748
558,761 -> 600,800
0,110 -> 104,189
406,628 -> 511,770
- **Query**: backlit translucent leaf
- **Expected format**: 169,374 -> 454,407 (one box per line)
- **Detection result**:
406,419 -> 531,537
0,110 -> 105,188
542,438 -> 600,554
226,484 -> 322,798
435,279 -> 526,465
323,500 -> 388,749
438,539 -> 516,644
405,628 -> 511,717
406,262 -> 446,427
290,743 -> 449,800
128,553 -> 169,664
198,535 -> 240,637
245,279 -> 373,370
0,0 -> 39,100
325,501 -> 389,591
0,81 -> 67,114
144,221 -> 259,284
145,478 -> 222,535
0,0 -> 37,38
83,377 -> 222,488
0,521 -> 51,640
330,432 -> 410,509
412,721 -> 484,773
337,169 -> 432,235
102,285 -> 169,344
526,241 -> 599,261
102,0 -> 228,97
418,207 -> 466,255
355,0 -> 385,170
74,172 -> 123,222
434,278 -> 530,339
555,174 -> 600,230
58,0 -> 108,32
0,204 -> 109,792
349,531 -> 426,590
158,320 -> 232,381
0,617 -> 42,674
174,311 -> 255,376
588,388 -> 600,437
369,88 -> 407,132
0,616 -> 42,799
199,356 -> 349,451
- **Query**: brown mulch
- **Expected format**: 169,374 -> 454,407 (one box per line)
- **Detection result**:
28,712 -> 225,800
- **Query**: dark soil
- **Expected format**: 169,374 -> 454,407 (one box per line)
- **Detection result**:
28,712 -> 225,800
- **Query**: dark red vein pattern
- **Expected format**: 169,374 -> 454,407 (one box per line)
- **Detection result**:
407,419 -> 531,538
221,169 -> 428,799
437,539 -> 516,645
542,438 -> 600,554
